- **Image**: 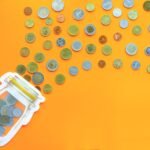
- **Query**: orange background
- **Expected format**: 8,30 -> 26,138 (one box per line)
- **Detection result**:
1,0 -> 150,149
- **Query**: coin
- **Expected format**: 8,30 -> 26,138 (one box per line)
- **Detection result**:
132,25 -> 142,35
143,1 -> 150,11
82,60 -> 92,71
23,74 -> 31,82
86,44 -> 96,54
73,8 -> 85,21
99,35 -> 107,44
57,14 -> 65,23
56,38 -> 66,47
46,59 -> 59,72
20,47 -> 30,57
6,94 -> 17,106
145,47 -> 150,56
0,105 -> 14,117
84,24 -> 96,36
24,7 -> 32,16
0,126 -> 5,136
113,32 -> 122,41
71,40 -> 82,52
25,33 -> 36,43
0,100 -> 7,109
123,0 -> 134,8
98,60 -> 106,68
69,66 -> 79,76
40,26 -> 50,37
113,59 -> 123,69
60,48 -> 72,60
0,116 -> 11,126
53,26 -> 62,35
25,19 -> 35,28
35,86 -> 41,91
43,40 -> 52,50
147,65 -> 150,73
34,53 -> 45,63
32,72 -> 44,85
131,61 -> 141,70
86,2 -> 95,12
119,19 -> 129,29
128,10 -> 138,20
68,25 -> 79,36
45,18 -> 53,25
52,0 -> 64,12
55,74 -> 66,85
27,62 -> 38,74
38,7 -> 50,19
101,15 -> 111,26
43,84 -> 53,93
16,64 -> 26,75
102,45 -> 112,56
125,43 -> 138,56
113,8 -> 122,17
12,108 -> 23,118
102,0 -> 113,10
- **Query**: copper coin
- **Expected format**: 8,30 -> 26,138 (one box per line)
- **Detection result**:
99,35 -> 107,44
98,60 -> 106,68
53,26 -> 62,35
113,32 -> 122,41
57,14 -> 65,23
35,86 -> 41,91
24,7 -> 32,16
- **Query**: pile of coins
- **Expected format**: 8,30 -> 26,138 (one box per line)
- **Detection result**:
0,94 -> 23,136
16,0 -> 150,93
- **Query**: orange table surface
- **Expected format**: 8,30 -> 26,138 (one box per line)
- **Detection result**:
1,0 -> 150,150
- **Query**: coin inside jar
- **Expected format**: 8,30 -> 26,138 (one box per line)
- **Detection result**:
57,14 -> 65,23
24,7 -> 32,16
113,32 -> 122,41
98,60 -> 106,68
99,35 -> 107,44
53,26 -> 62,35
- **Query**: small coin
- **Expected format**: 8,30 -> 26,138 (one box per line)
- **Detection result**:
101,15 -> 111,26
43,40 -> 52,50
128,10 -> 138,20
113,59 -> 123,69
102,45 -> 112,56
23,74 -> 31,82
73,8 -> 85,21
27,62 -> 38,74
131,61 -> 141,70
25,19 -> 35,28
84,24 -> 96,36
123,0 -> 134,8
35,86 -> 41,91
57,14 -> 65,23
38,7 -> 50,19
34,53 -> 45,63
143,1 -> 150,11
32,72 -> 44,85
56,37 -> 66,47
0,100 -> 7,109
46,59 -> 59,72
20,47 -> 30,57
102,0 -> 113,10
119,19 -> 129,29
43,84 -> 53,93
16,64 -> 26,75
24,7 -> 32,16
145,47 -> 150,56
12,108 -> 23,118
86,2 -> 95,12
55,74 -> 66,85
86,44 -> 96,54
53,26 -> 62,35
147,65 -> 150,73
0,105 -> 14,117
113,32 -> 122,41
40,26 -> 50,37
52,1 -> 64,12
82,60 -> 92,71
99,35 -> 107,44
60,48 -> 72,60
71,40 -> 82,52
0,116 -> 11,126
132,25 -> 142,35
69,66 -> 79,76
68,25 -> 79,36
45,18 -> 53,25
98,60 -> 106,68
6,94 -> 17,106
25,33 -> 36,43
125,43 -> 138,56
113,8 -> 122,17
0,126 -> 5,136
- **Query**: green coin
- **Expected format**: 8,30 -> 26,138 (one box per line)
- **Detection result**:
25,19 -> 35,28
132,25 -> 142,35
20,47 -> 30,57
0,116 -> 10,126
34,52 -> 45,63
43,40 -> 52,50
101,15 -> 111,26
25,33 -> 36,43
23,74 -> 31,82
45,18 -> 53,25
55,74 -> 65,85
60,48 -> 72,60
16,64 -> 26,75
113,59 -> 123,69
86,44 -> 96,54
128,10 -> 138,20
40,26 -> 50,37
143,1 -> 150,11
32,72 -> 44,85
43,84 -> 53,93
68,25 -> 79,36
86,2 -> 95,12
27,62 -> 38,73
102,45 -> 112,56
147,65 -> 150,73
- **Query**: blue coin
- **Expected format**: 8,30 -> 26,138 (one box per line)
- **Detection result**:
0,126 -> 5,136
69,66 -> 79,76
120,19 -> 129,29
0,100 -> 7,109
82,60 -> 92,71
131,61 -> 141,70
0,105 -> 14,117
102,0 -> 113,10
73,8 -> 85,21
72,40 -> 82,51
6,94 -> 17,106
145,47 -> 150,56
12,108 -> 23,118
123,0 -> 134,8
56,38 -> 66,47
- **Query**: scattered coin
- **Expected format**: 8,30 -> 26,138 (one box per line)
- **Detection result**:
84,24 -> 96,36
6,94 -> 17,106
12,108 -> 23,118
38,7 -> 50,19
123,0 -> 134,8
43,84 -> 53,93
132,25 -> 142,35
45,18 -> 53,25
27,62 -> 38,74
35,86 -> 41,91
25,33 -> 36,43
119,19 -> 129,29
102,0 -> 113,10
143,1 -> 150,11
43,40 -> 52,50
82,60 -> 92,71
23,74 -> 31,82
99,35 -> 107,44
113,32 -> 122,41
57,14 -> 65,23
147,65 -> 150,73
73,8 -> 85,21
131,61 -> 141,70
71,40 -> 82,52
56,37 -> 66,47
32,72 -> 44,85
68,25 -> 79,36
101,15 -> 111,26
34,52 -> 45,63
102,45 -> 112,56
69,66 -> 79,76
55,74 -> 66,85
25,19 -> 35,28
20,47 -> 30,57
145,47 -> 150,56
60,48 -> 72,60
46,59 -> 59,72
52,0 -> 64,12
0,100 -> 7,109
24,7 -> 32,16
86,44 -> 96,54
86,2 -> 95,12
128,10 -> 138,20
16,64 -> 26,75
98,60 -> 106,68
113,59 -> 123,69
53,26 -> 62,35
113,8 -> 122,17
125,43 -> 138,56
40,26 -> 50,37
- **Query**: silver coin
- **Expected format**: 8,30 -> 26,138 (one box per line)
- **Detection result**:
6,94 -> 17,106
46,59 -> 59,72
32,72 -> 44,85
71,40 -> 82,51
12,108 -> 23,118
38,7 -> 50,19
52,1 -> 64,12
73,8 -> 85,21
